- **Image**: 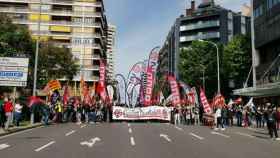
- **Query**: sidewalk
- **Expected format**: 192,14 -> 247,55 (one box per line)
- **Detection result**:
0,122 -> 43,137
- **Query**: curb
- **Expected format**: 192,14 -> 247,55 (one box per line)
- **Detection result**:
0,123 -> 43,137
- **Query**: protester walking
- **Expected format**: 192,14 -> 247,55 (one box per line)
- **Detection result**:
256,107 -> 262,128
267,107 -> 279,140
215,107 -> 225,130
14,100 -> 23,127
4,98 -> 13,130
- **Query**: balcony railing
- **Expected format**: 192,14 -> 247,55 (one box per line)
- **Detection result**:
0,0 -> 103,7
180,20 -> 220,31
13,19 -> 102,28
180,32 -> 220,42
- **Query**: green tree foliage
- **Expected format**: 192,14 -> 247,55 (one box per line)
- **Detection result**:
0,14 -> 79,91
0,14 -> 34,57
223,35 -> 252,89
179,41 -> 220,97
36,43 -> 79,88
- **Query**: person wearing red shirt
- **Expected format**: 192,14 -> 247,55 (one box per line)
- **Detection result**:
4,98 -> 13,130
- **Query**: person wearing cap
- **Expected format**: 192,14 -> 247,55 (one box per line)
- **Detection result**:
267,106 -> 279,140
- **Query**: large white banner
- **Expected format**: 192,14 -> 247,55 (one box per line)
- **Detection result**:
113,106 -> 173,121
0,57 -> 29,87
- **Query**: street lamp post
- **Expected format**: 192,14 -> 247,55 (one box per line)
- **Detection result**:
31,0 -> 42,125
198,39 -> 221,94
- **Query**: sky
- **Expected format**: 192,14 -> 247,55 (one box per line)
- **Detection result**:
103,0 -> 250,77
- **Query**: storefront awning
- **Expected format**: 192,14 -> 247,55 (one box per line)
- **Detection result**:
233,82 -> 280,97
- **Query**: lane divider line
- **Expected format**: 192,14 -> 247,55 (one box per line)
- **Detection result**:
128,123 -> 131,127
130,137 -> 136,146
189,132 -> 205,140
235,132 -> 255,138
211,131 -> 230,138
35,141 -> 55,152
65,130 -> 76,137
0,144 -> 10,150
128,128 -> 132,134
175,126 -> 183,131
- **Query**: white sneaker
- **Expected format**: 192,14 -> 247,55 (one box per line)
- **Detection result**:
275,138 -> 280,141
221,128 -> 226,131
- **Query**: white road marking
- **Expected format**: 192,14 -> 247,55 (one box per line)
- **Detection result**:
128,128 -> 132,134
211,131 -> 230,138
81,125 -> 87,128
65,130 -> 76,136
236,132 -> 255,138
0,126 -> 44,140
80,137 -> 101,148
130,137 -> 136,146
160,134 -> 172,142
128,123 -> 131,127
175,126 -> 183,131
35,141 -> 55,152
0,144 -> 10,150
189,132 -> 205,140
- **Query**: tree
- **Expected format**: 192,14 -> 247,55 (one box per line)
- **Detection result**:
0,14 -> 34,58
35,43 -> 79,88
223,35 -> 252,90
178,41 -> 220,97
0,14 -> 79,91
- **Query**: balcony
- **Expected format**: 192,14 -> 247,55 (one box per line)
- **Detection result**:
180,20 -> 220,31
13,19 -> 102,28
0,7 -> 29,14
180,32 -> 220,42
0,0 -> 103,7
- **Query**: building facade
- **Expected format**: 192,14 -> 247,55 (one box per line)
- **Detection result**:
234,0 -> 280,99
0,0 -> 108,83
158,0 -> 250,79
106,24 -> 116,82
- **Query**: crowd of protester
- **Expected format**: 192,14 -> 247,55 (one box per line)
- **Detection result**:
172,103 -> 280,140
0,91 -> 112,131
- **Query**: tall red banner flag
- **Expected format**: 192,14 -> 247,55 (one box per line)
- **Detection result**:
200,88 -> 212,114
97,60 -> 107,102
168,75 -> 181,106
144,67 -> 153,106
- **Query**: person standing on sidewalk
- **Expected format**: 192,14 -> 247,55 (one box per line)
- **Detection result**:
4,98 -> 13,130
267,107 -> 279,140
14,100 -> 23,127
0,95 -> 5,128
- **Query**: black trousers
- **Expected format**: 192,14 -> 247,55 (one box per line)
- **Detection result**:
267,122 -> 278,138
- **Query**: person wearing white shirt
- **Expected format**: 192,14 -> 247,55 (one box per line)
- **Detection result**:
215,107 -> 224,130
14,100 -> 23,127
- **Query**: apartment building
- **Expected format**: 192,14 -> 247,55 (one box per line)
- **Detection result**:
0,0 -> 108,83
158,0 -> 251,79
106,24 -> 116,82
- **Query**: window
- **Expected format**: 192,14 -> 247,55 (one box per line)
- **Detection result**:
254,5 -> 263,18
267,0 -> 280,9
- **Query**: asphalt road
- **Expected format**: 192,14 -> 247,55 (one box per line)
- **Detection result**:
0,122 -> 279,158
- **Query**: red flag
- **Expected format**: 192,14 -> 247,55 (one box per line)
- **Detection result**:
28,96 -> 45,107
213,94 -> 225,108
200,88 -> 212,114
98,60 -> 107,101
168,75 -> 181,106
63,85 -> 70,106
234,97 -> 242,104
